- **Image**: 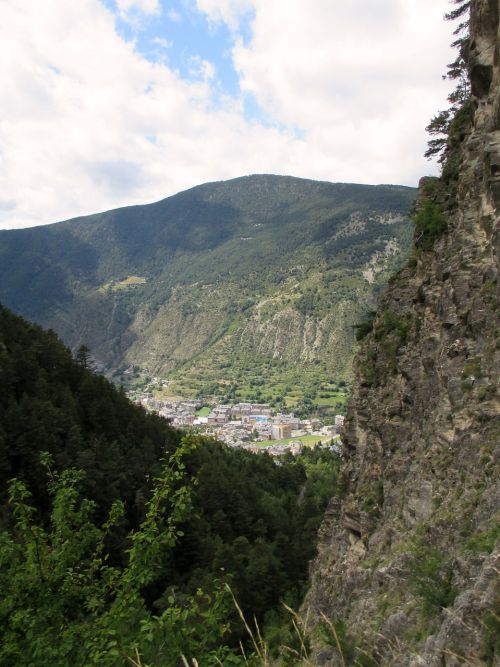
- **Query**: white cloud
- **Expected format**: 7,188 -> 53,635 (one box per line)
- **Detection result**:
0,0 -> 456,230
116,0 -> 160,17
208,0 -> 455,185
167,8 -> 182,22
0,0 -> 300,229
152,36 -> 173,48
195,0 -> 253,29
188,55 -> 216,81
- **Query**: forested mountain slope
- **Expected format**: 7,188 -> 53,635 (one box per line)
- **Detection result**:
0,303 -> 343,664
304,1 -> 500,664
0,303 -> 181,524
0,176 -> 415,404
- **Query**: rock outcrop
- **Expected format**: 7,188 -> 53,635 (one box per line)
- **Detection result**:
304,2 -> 499,664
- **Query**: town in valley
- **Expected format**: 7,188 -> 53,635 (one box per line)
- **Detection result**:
129,373 -> 345,456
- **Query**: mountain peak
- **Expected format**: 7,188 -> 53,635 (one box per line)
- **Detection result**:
0,176 -> 416,411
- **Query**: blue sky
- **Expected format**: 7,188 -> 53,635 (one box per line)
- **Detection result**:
102,0 -> 268,123
0,0 -> 456,229
104,1 -> 242,94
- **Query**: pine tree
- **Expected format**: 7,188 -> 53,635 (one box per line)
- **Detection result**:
75,344 -> 93,370
425,1 -> 472,164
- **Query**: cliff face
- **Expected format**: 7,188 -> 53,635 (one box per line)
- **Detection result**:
304,2 -> 500,665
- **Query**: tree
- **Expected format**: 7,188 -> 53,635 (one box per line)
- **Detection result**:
425,1 -> 471,164
75,344 -> 93,370
0,441 -> 244,666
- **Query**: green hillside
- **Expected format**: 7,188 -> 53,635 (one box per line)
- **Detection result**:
0,175 -> 416,409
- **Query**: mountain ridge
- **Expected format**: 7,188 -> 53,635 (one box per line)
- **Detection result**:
0,174 -> 416,409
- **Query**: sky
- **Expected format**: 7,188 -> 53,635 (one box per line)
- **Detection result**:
0,0 -> 456,229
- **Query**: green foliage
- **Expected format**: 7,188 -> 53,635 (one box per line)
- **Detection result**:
373,310 -> 413,346
463,522 -> 500,555
319,618 -> 356,663
168,328 -> 352,417
357,309 -> 415,386
175,443 -> 342,634
481,609 -> 500,665
318,618 -> 378,666
0,441 -> 343,666
358,347 -> 378,388
409,542 -> 458,617
462,357 -> 482,378
0,305 -> 345,663
0,441 -> 243,666
354,310 -> 376,341
413,200 -> 447,251
75,344 -> 93,369
361,479 -> 384,520
441,100 -> 474,184
425,1 -> 471,167
0,304 -> 180,526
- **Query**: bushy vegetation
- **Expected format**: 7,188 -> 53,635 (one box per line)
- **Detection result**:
413,179 -> 447,250
0,441 -> 233,667
463,521 -> 500,555
0,304 -> 180,527
424,1 -> 472,172
373,310 -> 414,347
353,311 -> 376,341
409,541 -> 458,617
317,617 -> 378,667
0,304 -> 343,664
356,309 -> 415,386
411,0 -> 474,258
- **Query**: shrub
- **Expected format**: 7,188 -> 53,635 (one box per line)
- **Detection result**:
464,523 -> 500,554
409,543 -> 458,617
482,610 -> 500,665
319,618 -> 378,666
413,200 -> 447,251
373,310 -> 413,346
354,311 -> 376,341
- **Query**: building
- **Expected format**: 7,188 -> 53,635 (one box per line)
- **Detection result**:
271,423 -> 293,440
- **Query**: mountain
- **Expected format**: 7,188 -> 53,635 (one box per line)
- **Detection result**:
304,1 -> 500,663
0,176 -> 416,410
0,302 -> 181,523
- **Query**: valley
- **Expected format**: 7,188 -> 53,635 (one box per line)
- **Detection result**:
0,175 -> 416,412
116,359 -> 350,419
1,1 -> 498,665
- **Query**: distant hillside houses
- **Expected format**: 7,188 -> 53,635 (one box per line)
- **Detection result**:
136,398 -> 203,424
244,441 -> 305,457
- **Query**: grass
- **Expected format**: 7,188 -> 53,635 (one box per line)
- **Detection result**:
316,392 -> 346,407
117,275 -> 147,286
99,276 -> 147,292
409,542 -> 458,617
169,353 -> 350,417
463,520 -> 500,554
255,434 -> 339,448
196,406 -> 211,417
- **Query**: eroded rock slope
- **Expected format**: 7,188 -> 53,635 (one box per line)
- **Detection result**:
304,2 -> 499,664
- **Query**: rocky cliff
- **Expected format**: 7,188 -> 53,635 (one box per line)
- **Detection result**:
304,1 -> 499,664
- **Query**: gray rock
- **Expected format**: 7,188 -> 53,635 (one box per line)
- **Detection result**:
302,1 -> 500,663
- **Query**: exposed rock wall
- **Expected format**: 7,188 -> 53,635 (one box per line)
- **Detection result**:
304,2 -> 500,664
